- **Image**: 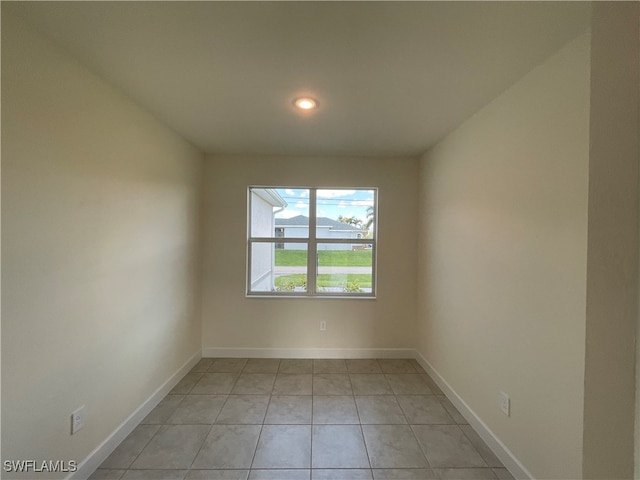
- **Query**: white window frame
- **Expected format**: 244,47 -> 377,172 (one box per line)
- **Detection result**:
247,186 -> 377,298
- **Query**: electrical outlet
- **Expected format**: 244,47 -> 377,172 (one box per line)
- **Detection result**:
71,405 -> 86,434
320,320 -> 327,331
498,392 -> 510,417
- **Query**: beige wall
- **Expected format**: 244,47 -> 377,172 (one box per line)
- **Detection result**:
417,33 -> 591,479
583,4 -> 639,479
201,155 -> 417,354
1,13 -> 204,477
3,4 -> 638,479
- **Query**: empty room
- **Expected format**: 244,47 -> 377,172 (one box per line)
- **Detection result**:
2,2 -> 639,480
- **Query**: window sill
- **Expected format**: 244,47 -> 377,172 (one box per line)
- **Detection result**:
246,294 -> 377,300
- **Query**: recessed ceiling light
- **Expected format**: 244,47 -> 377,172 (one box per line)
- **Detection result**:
293,97 -> 318,110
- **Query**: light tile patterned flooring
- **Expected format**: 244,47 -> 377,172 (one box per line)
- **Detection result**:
90,359 -> 515,480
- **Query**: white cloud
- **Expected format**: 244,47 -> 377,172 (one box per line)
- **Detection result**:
295,201 -> 307,209
277,209 -> 301,219
285,189 -> 297,196
350,200 -> 374,207
317,189 -> 356,198
338,201 -> 348,209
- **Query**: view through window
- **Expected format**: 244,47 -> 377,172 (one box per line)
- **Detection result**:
248,187 -> 377,297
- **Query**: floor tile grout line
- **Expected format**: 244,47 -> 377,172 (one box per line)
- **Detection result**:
357,417 -> 374,474
185,421 -> 217,474
395,391 -> 434,471
352,383 -> 375,474
184,388 -> 232,474
264,391 -> 276,426
455,424 -> 492,469
97,358 -> 507,479
121,422 -> 164,471
249,419 -> 266,471
310,393 -> 314,472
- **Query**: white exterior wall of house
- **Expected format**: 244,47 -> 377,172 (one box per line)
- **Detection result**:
318,226 -> 363,250
250,191 -> 277,291
281,226 -> 309,241
280,225 -> 363,250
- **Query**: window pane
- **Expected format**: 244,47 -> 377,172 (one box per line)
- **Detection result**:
248,186 -> 376,298
316,243 -> 373,294
250,188 -> 309,238
250,242 -> 308,293
316,189 -> 375,240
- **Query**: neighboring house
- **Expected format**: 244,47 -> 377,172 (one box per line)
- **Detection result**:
250,189 -> 287,291
275,215 -> 365,250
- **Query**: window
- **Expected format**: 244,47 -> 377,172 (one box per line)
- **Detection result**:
247,187 -> 377,297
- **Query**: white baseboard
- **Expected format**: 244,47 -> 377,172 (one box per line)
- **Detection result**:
414,353 -> 533,480
202,347 -> 415,359
69,350 -> 201,480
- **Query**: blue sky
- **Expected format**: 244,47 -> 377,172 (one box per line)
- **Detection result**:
275,188 -> 375,224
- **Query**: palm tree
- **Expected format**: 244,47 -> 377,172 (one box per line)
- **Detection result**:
363,206 -> 374,231
337,215 -> 363,229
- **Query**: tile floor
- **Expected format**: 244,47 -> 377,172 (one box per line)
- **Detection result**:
90,359 -> 515,480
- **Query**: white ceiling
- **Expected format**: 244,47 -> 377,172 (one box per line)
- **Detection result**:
8,1 -> 590,157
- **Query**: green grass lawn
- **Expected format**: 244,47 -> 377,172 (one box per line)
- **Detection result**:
274,249 -> 307,266
275,249 -> 372,267
275,273 -> 372,290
